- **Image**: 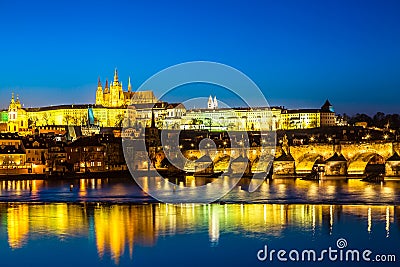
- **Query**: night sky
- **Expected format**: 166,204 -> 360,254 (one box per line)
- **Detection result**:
0,0 -> 399,115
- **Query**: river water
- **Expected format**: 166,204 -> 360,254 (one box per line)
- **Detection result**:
0,177 -> 399,266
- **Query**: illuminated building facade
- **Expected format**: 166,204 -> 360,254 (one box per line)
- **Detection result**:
26,105 -> 129,128
280,100 -> 336,130
0,133 -> 27,174
0,68 -> 337,135
7,93 -> 29,134
177,107 -> 282,131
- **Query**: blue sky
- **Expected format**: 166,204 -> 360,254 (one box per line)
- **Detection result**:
0,0 -> 399,115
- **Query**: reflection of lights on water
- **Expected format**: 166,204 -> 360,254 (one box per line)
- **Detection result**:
276,183 -> 287,198
264,204 -> 267,223
381,186 -> 393,197
363,186 -> 375,199
3,203 -> 399,263
367,207 -> 372,233
79,179 -> 86,197
209,206 -> 220,246
326,185 -> 336,197
307,183 -> 318,199
386,206 -> 390,238
224,204 -> 228,219
312,205 -> 316,233
7,205 -> 29,249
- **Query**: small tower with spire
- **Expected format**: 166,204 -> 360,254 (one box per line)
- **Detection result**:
128,77 -> 132,92
213,96 -> 218,109
104,79 -> 109,93
113,68 -> 119,84
7,92 -> 28,133
208,95 -> 214,109
96,77 -> 104,106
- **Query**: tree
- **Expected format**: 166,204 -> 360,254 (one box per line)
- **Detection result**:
28,116 -> 38,128
348,113 -> 373,126
64,115 -> 72,126
372,112 -> 386,128
42,113 -> 49,125
115,114 -> 124,127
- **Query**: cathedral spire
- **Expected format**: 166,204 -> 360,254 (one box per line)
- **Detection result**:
10,92 -> 15,104
105,79 -> 109,93
128,77 -> 132,92
207,95 -> 214,109
97,77 -> 102,88
114,68 -> 118,82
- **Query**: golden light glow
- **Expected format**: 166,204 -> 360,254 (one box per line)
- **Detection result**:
367,207 -> 372,233
0,203 -> 394,263
7,204 -> 29,249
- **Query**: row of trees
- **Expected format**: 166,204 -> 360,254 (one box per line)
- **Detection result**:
28,114 -> 125,128
341,112 -> 400,130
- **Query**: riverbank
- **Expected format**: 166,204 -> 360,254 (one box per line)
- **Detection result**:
0,170 -> 132,181
2,170 -> 400,182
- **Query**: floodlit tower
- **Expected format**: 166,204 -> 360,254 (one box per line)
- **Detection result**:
208,95 -> 214,109
128,76 -> 132,92
96,77 -> 103,105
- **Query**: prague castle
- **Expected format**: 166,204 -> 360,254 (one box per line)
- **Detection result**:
95,69 -> 157,107
0,69 -> 338,135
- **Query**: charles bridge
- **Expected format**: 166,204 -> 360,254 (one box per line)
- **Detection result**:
154,141 -> 400,177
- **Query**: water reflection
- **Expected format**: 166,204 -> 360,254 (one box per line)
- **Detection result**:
1,178 -> 400,204
0,203 -> 398,265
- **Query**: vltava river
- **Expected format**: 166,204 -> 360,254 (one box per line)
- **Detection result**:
0,177 -> 399,266
0,177 -> 399,204
0,203 -> 399,266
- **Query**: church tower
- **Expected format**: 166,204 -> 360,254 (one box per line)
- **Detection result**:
104,79 -> 109,93
208,95 -> 214,109
110,68 -> 124,107
95,77 -> 104,106
7,93 -> 28,134
128,77 -> 132,92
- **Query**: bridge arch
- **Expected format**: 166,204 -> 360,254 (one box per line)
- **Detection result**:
347,152 -> 385,175
296,153 -> 324,174
214,155 -> 231,172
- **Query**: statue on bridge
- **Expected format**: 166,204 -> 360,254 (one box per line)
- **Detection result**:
282,134 -> 290,155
